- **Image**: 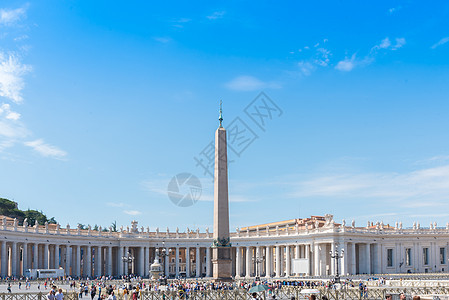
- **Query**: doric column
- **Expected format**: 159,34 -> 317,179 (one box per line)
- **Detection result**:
85,246 -> 92,277
313,243 -> 320,276
138,247 -> 144,277
117,246 -> 123,276
296,245 -> 300,259
265,246 -> 271,278
351,243 -> 356,275
54,244 -> 59,269
206,247 -> 211,277
97,246 -> 103,277
44,243 -> 49,269
185,247 -> 190,277
66,245 -> 72,276
1,241 -> 7,277
145,247 -> 150,277
255,246 -> 261,277
245,246 -> 251,277
306,244 -> 310,275
195,247 -> 201,277
275,245 -> 281,277
175,247 -> 180,278
340,242 -> 347,275
330,242 -> 336,275
123,246 -> 129,275
235,246 -> 241,277
11,242 -> 17,276
365,243 -> 371,274
164,247 -> 169,276
75,245 -> 81,277
22,242 -> 28,275
107,247 -> 113,276
285,245 -> 291,277
33,243 -> 38,269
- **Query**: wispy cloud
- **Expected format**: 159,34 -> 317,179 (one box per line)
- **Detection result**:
335,54 -> 357,72
0,103 -> 20,120
336,37 -> 405,72
290,164 -> 449,207
24,139 -> 67,159
431,37 -> 449,49
0,52 -> 32,103
124,210 -> 142,216
171,18 -> 191,28
225,75 -> 281,91
0,5 -> 27,26
295,40 -> 332,76
388,6 -> 402,14
154,37 -> 172,44
207,11 -> 226,20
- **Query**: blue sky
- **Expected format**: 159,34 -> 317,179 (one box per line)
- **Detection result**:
1,1 -> 449,231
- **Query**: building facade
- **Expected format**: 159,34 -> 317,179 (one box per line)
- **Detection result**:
1,214 -> 448,278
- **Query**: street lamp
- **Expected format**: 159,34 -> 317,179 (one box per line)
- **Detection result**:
157,242 -> 172,283
329,245 -> 344,283
252,255 -> 264,281
122,250 -> 135,277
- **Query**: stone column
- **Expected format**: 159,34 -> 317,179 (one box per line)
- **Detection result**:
285,245 -> 291,277
145,247 -> 150,277
54,244 -> 59,269
107,247 -> 113,276
11,242 -> 17,276
33,243 -> 38,269
85,246 -> 92,277
22,242 -> 28,275
1,241 -> 7,277
164,247 -> 169,276
97,246 -> 103,277
246,246 -> 251,277
366,243 -> 371,274
351,243 -> 356,275
117,246 -> 123,276
330,242 -> 336,275
123,246 -> 128,275
175,247 -> 180,278
235,247 -> 241,277
314,243 -> 320,276
138,247 -> 144,277
275,245 -> 281,277
265,246 -> 271,278
196,247 -> 201,277
75,245 -> 81,277
306,244 -> 310,276
44,243 -> 49,269
66,245 -> 72,276
185,247 -> 190,277
206,247 -> 211,277
340,242 -> 347,276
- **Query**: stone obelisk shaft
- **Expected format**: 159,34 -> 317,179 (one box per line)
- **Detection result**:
212,126 -> 232,281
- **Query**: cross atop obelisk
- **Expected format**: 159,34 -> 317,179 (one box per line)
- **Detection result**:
212,100 -> 232,281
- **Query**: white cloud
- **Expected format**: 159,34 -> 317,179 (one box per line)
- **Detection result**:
392,37 -> 406,50
431,37 -> 449,49
290,164 -> 449,207
388,6 -> 402,14
298,61 -> 315,76
171,18 -> 191,28
124,210 -> 142,216
0,103 -> 20,120
314,48 -> 331,66
0,6 -> 27,26
335,54 -> 357,72
379,37 -> 391,49
225,75 -> 281,91
24,139 -> 67,159
0,52 -> 32,103
207,11 -> 226,20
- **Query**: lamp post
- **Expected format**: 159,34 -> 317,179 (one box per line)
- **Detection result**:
329,245 -> 344,283
122,250 -> 135,277
158,242 -> 172,284
252,255 -> 264,281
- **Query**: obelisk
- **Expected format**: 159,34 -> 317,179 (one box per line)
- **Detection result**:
212,101 -> 232,281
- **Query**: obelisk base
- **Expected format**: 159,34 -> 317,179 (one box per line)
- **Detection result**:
212,247 -> 232,282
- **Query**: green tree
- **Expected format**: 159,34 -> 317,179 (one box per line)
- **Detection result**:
111,221 -> 117,232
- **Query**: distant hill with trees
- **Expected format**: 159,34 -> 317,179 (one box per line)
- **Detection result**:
0,198 -> 57,226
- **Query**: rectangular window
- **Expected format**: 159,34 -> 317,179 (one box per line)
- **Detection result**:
406,248 -> 412,266
387,249 -> 393,267
440,248 -> 446,265
423,248 -> 429,265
